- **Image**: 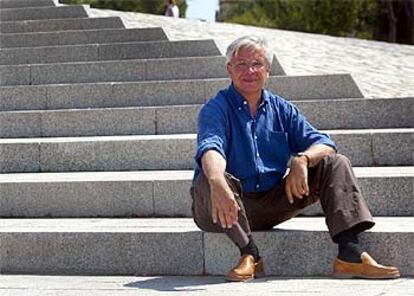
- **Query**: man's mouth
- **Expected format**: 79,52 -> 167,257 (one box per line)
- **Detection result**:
242,78 -> 257,83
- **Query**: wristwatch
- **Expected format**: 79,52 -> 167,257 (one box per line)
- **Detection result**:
294,152 -> 311,167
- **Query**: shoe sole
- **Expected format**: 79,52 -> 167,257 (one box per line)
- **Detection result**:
226,271 -> 265,282
226,275 -> 255,282
333,272 -> 401,279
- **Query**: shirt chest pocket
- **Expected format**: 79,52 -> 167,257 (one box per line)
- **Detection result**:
257,130 -> 290,165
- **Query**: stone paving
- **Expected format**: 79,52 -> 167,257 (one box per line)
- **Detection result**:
1,275 -> 413,296
81,6 -> 414,99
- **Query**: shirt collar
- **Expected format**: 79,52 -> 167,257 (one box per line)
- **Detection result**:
228,83 -> 246,107
228,83 -> 269,110
261,88 -> 271,106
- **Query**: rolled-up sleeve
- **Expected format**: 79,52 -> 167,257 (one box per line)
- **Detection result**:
285,102 -> 337,153
195,101 -> 228,168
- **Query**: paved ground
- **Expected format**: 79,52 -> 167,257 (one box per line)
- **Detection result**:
80,6 -> 414,99
1,275 -> 413,296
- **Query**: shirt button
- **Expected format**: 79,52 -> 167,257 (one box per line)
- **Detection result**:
263,107 -> 266,112
254,135 -> 258,140
243,101 -> 248,105
238,107 -> 242,111
256,152 -> 259,157
256,184 -> 260,189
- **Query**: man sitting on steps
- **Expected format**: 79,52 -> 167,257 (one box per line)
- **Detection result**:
190,35 -> 400,281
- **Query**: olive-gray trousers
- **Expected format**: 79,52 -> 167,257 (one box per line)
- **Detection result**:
190,154 -> 375,248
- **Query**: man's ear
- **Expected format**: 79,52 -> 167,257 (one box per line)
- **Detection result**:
226,63 -> 232,75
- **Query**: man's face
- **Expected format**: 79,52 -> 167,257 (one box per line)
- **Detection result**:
227,46 -> 270,99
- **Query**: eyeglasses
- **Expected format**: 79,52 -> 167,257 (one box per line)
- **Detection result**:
231,60 -> 266,71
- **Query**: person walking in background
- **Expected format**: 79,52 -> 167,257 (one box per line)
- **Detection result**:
165,0 -> 179,18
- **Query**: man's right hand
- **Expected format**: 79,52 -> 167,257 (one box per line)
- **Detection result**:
201,150 -> 239,229
209,179 -> 240,229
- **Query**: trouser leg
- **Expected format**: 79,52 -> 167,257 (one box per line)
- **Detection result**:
310,154 -> 375,238
191,154 -> 374,245
240,177 -> 317,231
240,154 -> 375,240
191,172 -> 251,248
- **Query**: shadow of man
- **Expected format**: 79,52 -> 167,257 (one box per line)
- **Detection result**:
124,276 -> 225,292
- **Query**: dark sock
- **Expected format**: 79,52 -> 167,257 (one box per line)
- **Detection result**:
334,228 -> 363,263
239,237 -> 260,262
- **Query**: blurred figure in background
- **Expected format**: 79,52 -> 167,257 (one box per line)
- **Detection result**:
165,0 -> 179,17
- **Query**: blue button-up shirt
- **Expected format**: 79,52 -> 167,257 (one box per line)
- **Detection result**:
194,83 -> 336,192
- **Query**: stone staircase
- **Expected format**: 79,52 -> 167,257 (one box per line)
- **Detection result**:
0,0 -> 413,277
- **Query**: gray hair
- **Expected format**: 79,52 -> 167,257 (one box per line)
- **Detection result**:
225,35 -> 272,67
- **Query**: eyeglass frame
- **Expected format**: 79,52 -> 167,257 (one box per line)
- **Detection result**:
230,59 -> 269,72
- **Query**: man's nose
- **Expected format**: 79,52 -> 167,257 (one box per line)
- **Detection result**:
245,66 -> 258,74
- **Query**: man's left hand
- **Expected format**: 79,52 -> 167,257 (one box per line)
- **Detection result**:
285,156 -> 309,204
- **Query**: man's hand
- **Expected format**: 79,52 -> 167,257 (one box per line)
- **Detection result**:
201,150 -> 240,229
285,156 -> 309,204
210,179 -> 240,229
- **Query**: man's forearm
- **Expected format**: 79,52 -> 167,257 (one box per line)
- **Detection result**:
302,144 -> 336,168
201,149 -> 240,228
201,150 -> 228,186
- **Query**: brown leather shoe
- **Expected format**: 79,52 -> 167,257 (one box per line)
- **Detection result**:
226,254 -> 265,282
334,252 -> 400,279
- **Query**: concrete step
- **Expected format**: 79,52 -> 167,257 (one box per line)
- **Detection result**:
1,98 -> 411,138
0,5 -> 87,22
0,167 -> 412,218
0,129 -> 412,173
0,17 -> 124,34
0,217 -> 412,276
0,40 -> 221,65
270,54 -> 285,75
0,0 -> 54,9
0,27 -> 168,49
0,56 -> 229,86
0,75 -> 363,110
1,275 -> 413,296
